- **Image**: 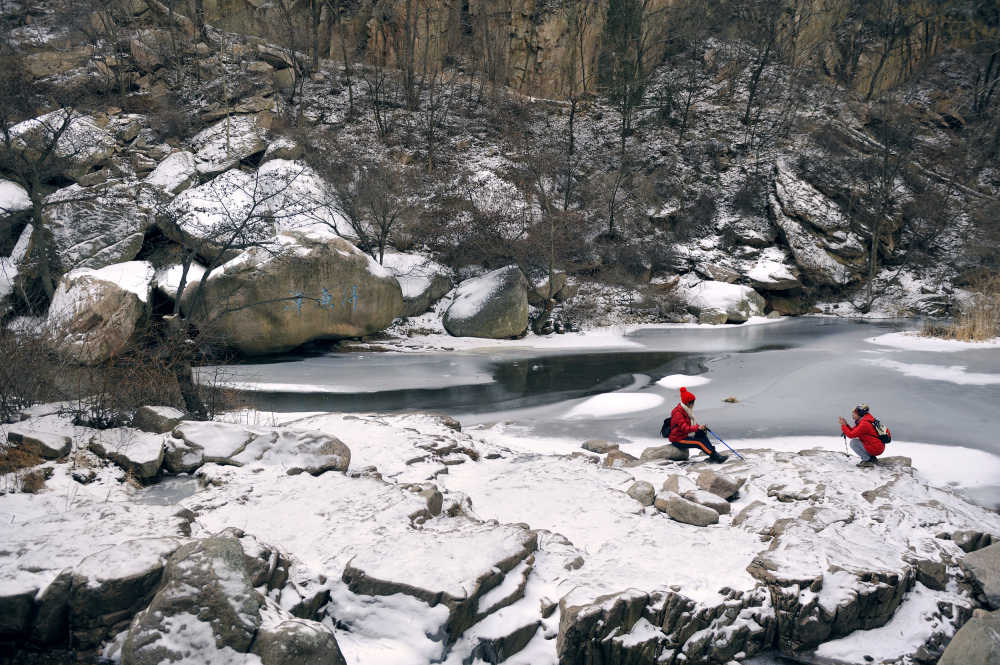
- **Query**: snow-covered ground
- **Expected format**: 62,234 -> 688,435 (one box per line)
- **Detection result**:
3,407 -> 998,665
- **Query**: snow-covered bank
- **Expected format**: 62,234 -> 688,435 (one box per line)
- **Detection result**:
867,331 -> 1000,352
4,409 -> 999,665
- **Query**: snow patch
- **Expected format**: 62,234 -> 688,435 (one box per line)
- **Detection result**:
867,331 -> 1000,352
563,392 -> 664,419
656,374 -> 711,390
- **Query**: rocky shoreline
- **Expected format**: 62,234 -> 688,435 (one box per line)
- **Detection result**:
2,407 -> 999,664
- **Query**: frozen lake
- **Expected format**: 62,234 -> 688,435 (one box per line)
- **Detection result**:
203,317 -> 1000,506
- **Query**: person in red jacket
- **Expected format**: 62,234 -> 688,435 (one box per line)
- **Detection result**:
839,404 -> 885,468
668,387 -> 728,463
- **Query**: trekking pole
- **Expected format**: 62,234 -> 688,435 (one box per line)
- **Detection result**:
706,429 -> 745,461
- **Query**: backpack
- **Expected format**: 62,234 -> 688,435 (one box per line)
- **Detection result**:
871,417 -> 892,444
660,418 -> 671,438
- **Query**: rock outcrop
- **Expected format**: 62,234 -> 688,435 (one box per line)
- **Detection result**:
443,266 -> 529,338
182,232 -> 403,354
938,609 -> 1000,665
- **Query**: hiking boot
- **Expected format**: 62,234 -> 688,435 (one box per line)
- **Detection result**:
856,460 -> 874,468
708,452 -> 729,464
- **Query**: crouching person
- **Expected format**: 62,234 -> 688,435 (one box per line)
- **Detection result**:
668,387 -> 728,464
839,404 -> 885,467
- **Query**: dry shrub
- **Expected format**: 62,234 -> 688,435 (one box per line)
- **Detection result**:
0,445 -> 43,474
0,327 -> 61,423
20,468 -> 47,493
0,443 -> 44,493
922,277 -> 1000,342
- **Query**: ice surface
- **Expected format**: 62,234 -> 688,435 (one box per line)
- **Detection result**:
866,358 -> 1000,385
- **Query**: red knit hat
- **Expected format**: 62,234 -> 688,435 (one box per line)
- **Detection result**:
680,387 -> 696,404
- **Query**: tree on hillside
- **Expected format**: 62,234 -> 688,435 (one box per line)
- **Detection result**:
845,99 -> 917,312
157,163 -> 322,416
0,52 -> 98,307
597,0 -> 661,154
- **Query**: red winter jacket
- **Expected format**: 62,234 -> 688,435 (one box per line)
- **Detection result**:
841,413 -> 885,457
668,403 -> 699,443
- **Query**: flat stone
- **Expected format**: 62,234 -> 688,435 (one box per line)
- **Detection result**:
654,492 -> 719,526
682,489 -> 732,515
5,425 -> 72,459
639,444 -> 689,462
603,449 -> 640,468
662,474 -> 698,494
88,429 -> 166,480
581,440 -> 618,454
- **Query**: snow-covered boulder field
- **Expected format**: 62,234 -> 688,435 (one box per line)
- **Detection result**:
2,410 -> 999,665
181,232 -> 404,354
443,265 -> 530,338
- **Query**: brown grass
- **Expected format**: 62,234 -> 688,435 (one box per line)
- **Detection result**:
21,469 -> 47,493
922,278 -> 1000,342
0,445 -> 43,474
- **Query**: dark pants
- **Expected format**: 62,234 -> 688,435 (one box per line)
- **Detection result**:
672,430 -> 718,456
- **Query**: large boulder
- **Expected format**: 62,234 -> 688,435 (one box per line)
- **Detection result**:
696,470 -> 745,499
46,261 -> 154,364
938,609 -> 1000,665
8,111 -> 117,182
42,181 -> 159,273
69,537 -> 183,648
962,542 -> 1000,609
234,429 -> 352,476
626,481 -> 655,506
182,232 -> 403,354
683,281 -> 766,324
143,150 -> 198,195
121,533 -> 265,664
189,113 -> 269,175
381,251 -> 452,317
161,159 -> 346,264
443,266 -> 529,339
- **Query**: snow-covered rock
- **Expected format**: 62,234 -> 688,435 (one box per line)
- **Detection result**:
683,280 -> 766,324
746,248 -> 802,291
639,444 -> 689,462
41,181 -> 159,273
8,111 -> 117,182
121,532 -> 266,663
443,265 -> 529,339
182,232 -> 403,354
153,261 -> 206,301
88,429 -> 167,480
654,490 -> 720,526
132,405 -> 186,434
770,161 -> 866,287
4,424 -> 72,459
161,159 -> 347,263
0,179 -> 31,213
0,224 -> 33,316
962,542 -> 1000,609
189,113 -> 269,175
143,150 -> 197,195
627,480 -> 656,506
69,537 -> 184,648
938,609 -> 1000,665
381,251 -> 453,317
46,261 -> 154,364
262,135 -> 304,162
